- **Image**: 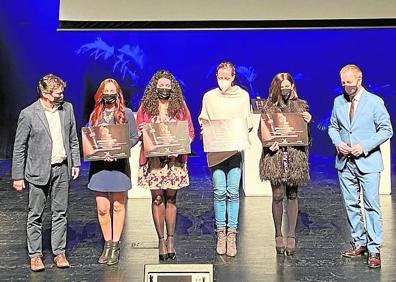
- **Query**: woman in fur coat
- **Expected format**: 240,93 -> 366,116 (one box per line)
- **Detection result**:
259,73 -> 311,256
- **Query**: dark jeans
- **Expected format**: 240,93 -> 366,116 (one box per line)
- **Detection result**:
27,163 -> 69,258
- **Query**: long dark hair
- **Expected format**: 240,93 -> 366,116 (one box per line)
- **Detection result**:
268,73 -> 298,105
140,70 -> 186,118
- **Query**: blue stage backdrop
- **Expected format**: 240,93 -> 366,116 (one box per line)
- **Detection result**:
0,1 -> 395,159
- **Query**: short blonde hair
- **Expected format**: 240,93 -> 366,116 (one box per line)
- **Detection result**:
339,64 -> 362,80
37,74 -> 66,96
216,61 -> 235,76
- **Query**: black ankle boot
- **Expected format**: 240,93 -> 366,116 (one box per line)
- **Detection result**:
98,240 -> 112,264
107,241 -> 120,265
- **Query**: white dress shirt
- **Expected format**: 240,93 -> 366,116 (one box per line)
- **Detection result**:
41,102 -> 67,164
348,87 -> 363,113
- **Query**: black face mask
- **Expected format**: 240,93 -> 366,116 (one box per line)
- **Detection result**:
102,95 -> 117,105
157,88 -> 172,100
343,84 -> 358,101
281,89 -> 291,102
52,96 -> 64,107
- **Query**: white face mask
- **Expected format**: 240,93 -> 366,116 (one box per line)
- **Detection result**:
218,79 -> 232,92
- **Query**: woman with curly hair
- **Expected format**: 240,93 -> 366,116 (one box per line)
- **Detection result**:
136,70 -> 195,261
259,73 -> 311,256
87,78 -> 139,265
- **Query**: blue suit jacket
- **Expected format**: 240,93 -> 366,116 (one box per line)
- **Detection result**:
328,89 -> 393,173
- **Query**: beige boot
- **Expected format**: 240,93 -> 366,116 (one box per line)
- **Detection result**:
226,228 -> 237,257
216,227 -> 227,255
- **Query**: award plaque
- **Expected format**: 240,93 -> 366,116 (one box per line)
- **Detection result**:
250,98 -> 265,114
142,121 -> 191,157
202,118 -> 250,152
260,113 -> 308,147
82,124 -> 130,161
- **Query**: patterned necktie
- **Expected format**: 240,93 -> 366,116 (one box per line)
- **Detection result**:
349,98 -> 356,122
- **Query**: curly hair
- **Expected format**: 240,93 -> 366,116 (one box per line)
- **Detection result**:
90,78 -> 126,126
140,70 -> 186,118
268,72 -> 298,105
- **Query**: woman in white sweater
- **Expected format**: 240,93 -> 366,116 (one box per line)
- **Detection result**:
199,62 -> 252,257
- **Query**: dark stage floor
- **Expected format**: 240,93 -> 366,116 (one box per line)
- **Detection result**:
0,155 -> 395,282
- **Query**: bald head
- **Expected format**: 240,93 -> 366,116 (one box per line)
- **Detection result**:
339,64 -> 362,80
340,64 -> 363,97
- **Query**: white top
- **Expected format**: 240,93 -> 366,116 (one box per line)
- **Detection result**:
199,85 -> 252,129
42,103 -> 67,164
199,85 -> 252,166
348,87 -> 363,113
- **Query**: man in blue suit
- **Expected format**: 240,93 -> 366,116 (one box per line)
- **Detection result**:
328,64 -> 393,268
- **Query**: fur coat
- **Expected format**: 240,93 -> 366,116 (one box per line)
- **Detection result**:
259,98 -> 310,186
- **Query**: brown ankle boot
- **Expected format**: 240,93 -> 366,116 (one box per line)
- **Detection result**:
226,228 -> 237,257
216,227 -> 227,255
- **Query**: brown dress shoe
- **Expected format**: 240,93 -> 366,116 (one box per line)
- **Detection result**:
342,242 -> 367,258
54,253 -> 70,268
368,253 -> 381,268
30,256 -> 45,272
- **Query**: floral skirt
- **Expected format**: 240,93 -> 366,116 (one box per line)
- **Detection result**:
138,157 -> 189,190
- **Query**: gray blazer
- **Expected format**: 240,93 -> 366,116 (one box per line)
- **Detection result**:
12,100 -> 81,186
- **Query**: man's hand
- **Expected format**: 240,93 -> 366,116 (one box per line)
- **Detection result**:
269,141 -> 279,152
351,144 -> 364,157
336,142 -> 352,155
302,112 -> 312,123
71,166 -> 80,180
13,179 -> 25,191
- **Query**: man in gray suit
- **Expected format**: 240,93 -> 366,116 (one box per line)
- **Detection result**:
12,74 -> 81,271
328,64 -> 393,268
